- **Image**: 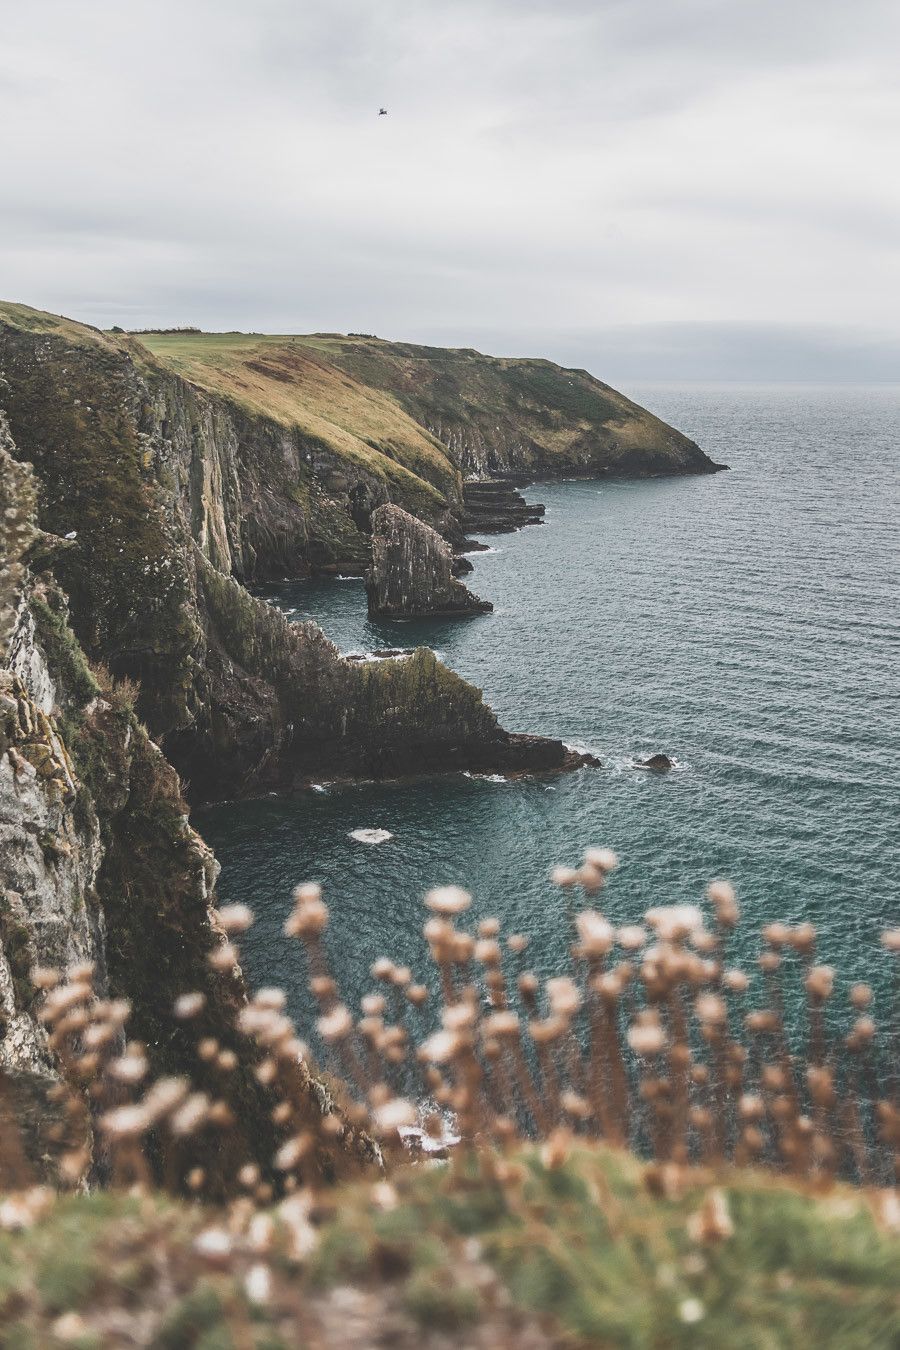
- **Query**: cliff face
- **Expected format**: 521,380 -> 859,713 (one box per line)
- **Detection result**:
0,305 -> 588,800
366,504 -> 492,619
0,427 -> 371,1187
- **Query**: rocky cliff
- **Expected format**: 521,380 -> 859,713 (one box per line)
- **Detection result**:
0,304 -> 593,801
366,504 -> 492,619
0,423 -> 373,1188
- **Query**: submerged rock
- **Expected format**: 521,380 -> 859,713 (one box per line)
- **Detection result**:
366,504 -> 492,619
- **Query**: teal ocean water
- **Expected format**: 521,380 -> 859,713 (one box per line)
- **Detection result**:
197,384 -> 899,1029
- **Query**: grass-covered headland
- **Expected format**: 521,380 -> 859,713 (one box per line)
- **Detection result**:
1,855 -> 897,1347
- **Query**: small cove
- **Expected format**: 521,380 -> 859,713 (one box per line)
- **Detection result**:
197,383 -> 900,1035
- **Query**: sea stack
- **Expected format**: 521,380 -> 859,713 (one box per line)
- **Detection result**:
366,503 -> 493,619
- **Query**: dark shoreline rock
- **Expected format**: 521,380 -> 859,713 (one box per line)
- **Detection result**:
636,753 -> 675,772
460,479 -> 545,534
366,504 -> 492,620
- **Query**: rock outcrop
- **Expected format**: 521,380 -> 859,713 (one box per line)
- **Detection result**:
460,479 -> 545,535
366,504 -> 492,619
636,754 -> 675,772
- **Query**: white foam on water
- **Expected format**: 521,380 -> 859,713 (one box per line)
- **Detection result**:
462,771 -> 507,783
310,784 -> 328,794
348,828 -> 394,844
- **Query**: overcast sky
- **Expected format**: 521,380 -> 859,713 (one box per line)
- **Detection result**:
1,0 -> 898,380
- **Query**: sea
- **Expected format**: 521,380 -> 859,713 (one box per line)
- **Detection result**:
196,383 -> 900,1036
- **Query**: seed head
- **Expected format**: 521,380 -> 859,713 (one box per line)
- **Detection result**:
373,1098 -> 417,1133
418,1030 -> 460,1064
529,1015 -> 566,1045
207,943 -> 238,972
804,965 -> 835,1000
317,1004 -> 352,1042
706,880 -> 735,908
474,938 -> 501,965
141,1076 -> 190,1123
442,1002 -> 477,1034
789,923 -> 817,954
284,898 -> 329,939
617,925 -> 647,951
627,1021 -> 667,1057
583,847 -> 619,874
292,882 -> 322,905
546,976 -> 581,1018
576,910 -> 614,956
31,966 -> 60,991
695,993 -> 727,1025
108,1053 -> 148,1085
173,992 -> 206,1020
254,988 -> 287,1011
688,1188 -> 734,1244
217,903 -> 255,934
541,1126 -> 573,1169
483,1011 -> 519,1038
99,1104 -> 149,1140
169,1092 -> 211,1137
645,904 -> 704,943
424,885 -> 472,916
67,962 -> 96,983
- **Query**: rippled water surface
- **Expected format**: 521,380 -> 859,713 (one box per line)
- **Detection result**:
197,384 -> 900,1022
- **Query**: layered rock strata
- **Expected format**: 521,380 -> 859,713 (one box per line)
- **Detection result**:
366,504 -> 492,619
460,479 -> 546,535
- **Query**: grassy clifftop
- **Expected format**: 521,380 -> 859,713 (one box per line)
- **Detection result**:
305,334 -> 719,477
134,328 -> 719,483
0,303 -> 718,541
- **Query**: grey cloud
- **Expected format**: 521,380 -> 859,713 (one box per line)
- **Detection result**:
0,0 -> 898,378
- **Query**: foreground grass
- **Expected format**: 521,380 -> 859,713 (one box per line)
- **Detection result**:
1,1147 -> 896,1348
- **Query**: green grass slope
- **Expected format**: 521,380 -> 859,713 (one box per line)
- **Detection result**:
133,328 -> 718,484
0,305 -> 718,520
295,334 -> 720,477
1,1149 -> 896,1348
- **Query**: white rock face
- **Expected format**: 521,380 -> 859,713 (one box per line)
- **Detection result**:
0,618 -> 106,1079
